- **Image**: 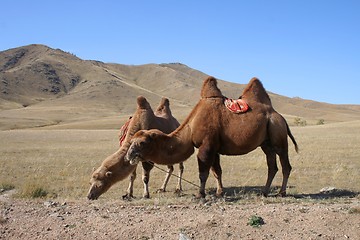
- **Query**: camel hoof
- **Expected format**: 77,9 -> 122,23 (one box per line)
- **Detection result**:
191,195 -> 207,204
156,188 -> 166,193
215,189 -> 224,198
276,191 -> 287,197
195,192 -> 206,199
173,189 -> 183,197
142,194 -> 150,199
262,191 -> 269,197
122,193 -> 133,200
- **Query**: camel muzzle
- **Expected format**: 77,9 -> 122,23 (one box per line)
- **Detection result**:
125,146 -> 143,165
87,192 -> 99,200
128,155 -> 142,165
87,184 -> 101,200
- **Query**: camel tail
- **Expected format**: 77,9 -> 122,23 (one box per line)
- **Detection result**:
286,121 -> 299,153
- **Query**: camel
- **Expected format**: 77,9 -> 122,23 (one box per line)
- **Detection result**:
87,96 -> 184,200
125,76 -> 298,198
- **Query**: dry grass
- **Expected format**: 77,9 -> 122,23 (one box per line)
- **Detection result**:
0,121 -> 359,203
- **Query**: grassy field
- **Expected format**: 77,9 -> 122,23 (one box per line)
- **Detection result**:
0,120 -> 359,202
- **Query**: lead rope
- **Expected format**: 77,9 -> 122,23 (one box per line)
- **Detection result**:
149,162 -> 201,189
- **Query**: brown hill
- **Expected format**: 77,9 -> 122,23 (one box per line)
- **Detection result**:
1,44 -> 359,130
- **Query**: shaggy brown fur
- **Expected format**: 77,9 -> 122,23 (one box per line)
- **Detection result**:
126,76 -> 298,198
87,96 -> 184,200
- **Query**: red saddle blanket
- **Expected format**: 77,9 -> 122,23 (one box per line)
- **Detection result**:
224,98 -> 249,113
119,116 -> 132,146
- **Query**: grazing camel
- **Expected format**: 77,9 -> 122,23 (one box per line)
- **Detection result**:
125,76 -> 298,198
87,96 -> 184,200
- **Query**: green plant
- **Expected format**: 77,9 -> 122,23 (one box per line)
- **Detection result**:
139,236 -> 150,240
31,187 -> 48,198
0,183 -> 15,191
317,119 -> 325,125
19,184 -> 49,199
294,117 -> 307,126
248,215 -> 265,227
349,207 -> 360,214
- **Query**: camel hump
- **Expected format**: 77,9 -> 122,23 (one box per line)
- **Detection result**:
137,96 -> 151,109
201,76 -> 223,98
242,77 -> 272,105
159,97 -> 170,108
155,97 -> 170,114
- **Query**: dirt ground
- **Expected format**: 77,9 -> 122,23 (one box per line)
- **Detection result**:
1,190 -> 359,240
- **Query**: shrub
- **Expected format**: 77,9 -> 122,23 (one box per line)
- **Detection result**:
18,183 -> 51,199
294,117 -> 307,126
248,215 -> 265,227
317,119 -> 325,125
31,187 -> 48,198
0,183 -> 15,192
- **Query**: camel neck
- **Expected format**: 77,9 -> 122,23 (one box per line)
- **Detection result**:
107,143 -> 135,174
154,125 -> 194,165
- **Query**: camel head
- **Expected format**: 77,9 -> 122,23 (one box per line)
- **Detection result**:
125,129 -> 164,165
87,166 -> 114,200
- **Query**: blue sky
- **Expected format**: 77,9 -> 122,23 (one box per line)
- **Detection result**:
1,1 -> 359,104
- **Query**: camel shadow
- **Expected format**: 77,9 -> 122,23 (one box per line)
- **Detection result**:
207,186 -> 359,202
290,189 -> 359,200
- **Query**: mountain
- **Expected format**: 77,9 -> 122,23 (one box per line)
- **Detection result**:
1,44 -> 359,130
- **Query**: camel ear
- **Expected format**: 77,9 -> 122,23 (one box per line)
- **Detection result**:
105,171 -> 112,177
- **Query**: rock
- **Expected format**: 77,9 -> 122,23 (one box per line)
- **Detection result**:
44,201 -> 58,207
179,232 -> 191,240
320,187 -> 336,193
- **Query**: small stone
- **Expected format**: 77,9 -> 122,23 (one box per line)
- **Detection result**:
320,187 -> 336,193
179,232 -> 191,240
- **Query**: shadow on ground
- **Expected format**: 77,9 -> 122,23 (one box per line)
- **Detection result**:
207,186 -> 359,202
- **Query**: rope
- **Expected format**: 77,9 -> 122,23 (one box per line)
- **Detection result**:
149,162 -> 201,189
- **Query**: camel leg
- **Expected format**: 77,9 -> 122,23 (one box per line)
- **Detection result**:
196,143 -> 216,198
197,156 -> 211,198
123,168 -> 136,199
261,145 -> 278,197
278,151 -> 292,197
157,165 -> 174,192
267,113 -> 292,196
141,162 -> 154,198
175,162 -> 184,193
210,153 -> 223,197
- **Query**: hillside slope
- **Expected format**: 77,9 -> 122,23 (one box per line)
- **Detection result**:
1,44 -> 359,130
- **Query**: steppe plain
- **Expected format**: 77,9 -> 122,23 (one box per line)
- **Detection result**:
1,45 -> 359,239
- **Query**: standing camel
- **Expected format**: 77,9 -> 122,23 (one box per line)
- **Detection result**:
125,76 -> 298,198
87,96 -> 184,200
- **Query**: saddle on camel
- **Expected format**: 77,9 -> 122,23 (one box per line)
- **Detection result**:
224,97 -> 249,113
125,76 -> 298,198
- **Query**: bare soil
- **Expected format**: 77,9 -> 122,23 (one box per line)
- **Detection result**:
1,191 -> 359,240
